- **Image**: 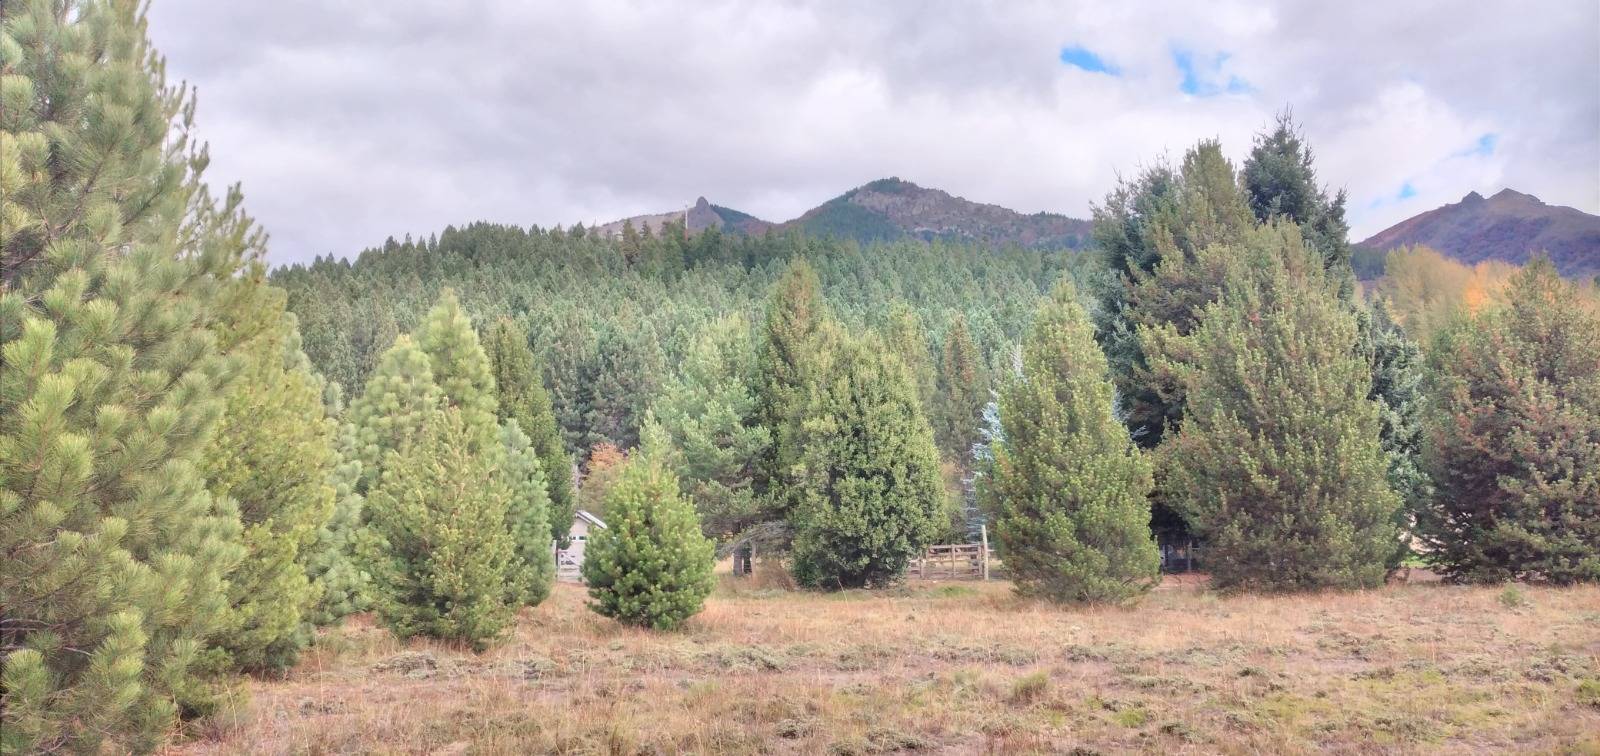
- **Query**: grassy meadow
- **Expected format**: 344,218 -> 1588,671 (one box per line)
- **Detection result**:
171,575 -> 1600,755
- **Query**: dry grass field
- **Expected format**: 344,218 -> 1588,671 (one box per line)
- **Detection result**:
169,576 -> 1600,755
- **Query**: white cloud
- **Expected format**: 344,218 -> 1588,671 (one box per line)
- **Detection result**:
145,0 -> 1599,264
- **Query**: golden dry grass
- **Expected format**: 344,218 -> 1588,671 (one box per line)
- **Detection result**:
169,577 -> 1600,755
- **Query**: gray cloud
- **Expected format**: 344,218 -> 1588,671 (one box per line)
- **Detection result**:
146,0 -> 1600,265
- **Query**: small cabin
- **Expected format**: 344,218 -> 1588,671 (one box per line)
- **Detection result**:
555,510 -> 606,582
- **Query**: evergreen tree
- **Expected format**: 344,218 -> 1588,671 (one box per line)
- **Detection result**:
1421,259 -> 1600,584
883,304 -> 936,412
582,457 -> 716,630
646,314 -> 771,540
413,289 -> 499,454
1092,140 -> 1253,450
989,281 -> 1160,603
1153,224 -> 1400,591
1240,112 -> 1353,293
200,269 -> 337,673
934,314 -> 988,460
500,420 -> 556,606
1,1 -> 253,750
1361,299 -> 1430,567
483,317 -> 577,546
790,328 -> 945,589
754,259 -> 827,503
360,409 -> 520,649
348,335 -> 444,490
304,406 -> 371,626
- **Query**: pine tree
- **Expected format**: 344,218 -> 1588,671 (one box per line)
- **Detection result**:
883,304 -> 936,413
303,406 -> 371,626
1421,259 -> 1600,584
348,335 -> 444,489
790,328 -> 946,589
200,268 -> 337,673
2,1 -> 251,749
934,314 -> 988,460
1361,299 -> 1430,567
1153,224 -> 1400,591
1240,112 -> 1353,294
482,317 -> 577,546
582,457 -> 716,630
989,281 -> 1161,603
754,259 -> 826,502
646,314 -> 770,540
500,420 -> 555,606
360,409 -> 520,649
413,289 -> 499,454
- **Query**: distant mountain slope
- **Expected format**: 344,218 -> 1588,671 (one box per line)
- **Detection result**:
593,178 -> 1091,250
786,178 -> 1091,249
593,197 -> 773,238
1358,189 -> 1600,279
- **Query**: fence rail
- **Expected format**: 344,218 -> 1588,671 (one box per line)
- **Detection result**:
906,526 -> 991,581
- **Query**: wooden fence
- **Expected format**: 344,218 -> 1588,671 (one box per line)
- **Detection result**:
906,526 -> 991,581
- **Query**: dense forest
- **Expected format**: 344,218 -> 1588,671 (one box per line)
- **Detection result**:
3,2 -> 1597,753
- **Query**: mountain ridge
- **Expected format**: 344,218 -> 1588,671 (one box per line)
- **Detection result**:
1358,188 -> 1600,279
593,177 -> 1092,250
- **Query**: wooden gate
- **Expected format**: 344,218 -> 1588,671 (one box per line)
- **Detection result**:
907,526 -> 991,581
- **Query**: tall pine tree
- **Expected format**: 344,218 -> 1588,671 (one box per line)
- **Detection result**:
934,314 -> 988,461
645,314 -> 770,540
1,1 -> 251,749
1153,224 -> 1400,591
200,268 -> 337,673
989,281 -> 1160,603
360,408 -> 520,649
790,327 -> 945,589
500,419 -> 556,606
483,316 -> 576,545
754,259 -> 826,506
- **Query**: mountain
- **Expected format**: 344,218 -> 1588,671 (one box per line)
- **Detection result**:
593,178 -> 1092,250
1358,189 -> 1600,279
785,178 -> 1091,249
592,197 -> 773,238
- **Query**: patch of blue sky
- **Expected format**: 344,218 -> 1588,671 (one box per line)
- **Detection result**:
1172,48 -> 1252,96
1059,45 -> 1119,75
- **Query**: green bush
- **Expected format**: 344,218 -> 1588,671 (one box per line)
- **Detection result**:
582,458 -> 715,630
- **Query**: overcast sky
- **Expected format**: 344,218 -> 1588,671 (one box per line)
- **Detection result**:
147,1 -> 1600,266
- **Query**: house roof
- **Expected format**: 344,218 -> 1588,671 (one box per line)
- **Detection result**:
575,510 -> 607,529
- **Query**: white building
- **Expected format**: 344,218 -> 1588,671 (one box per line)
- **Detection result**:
555,510 -> 606,582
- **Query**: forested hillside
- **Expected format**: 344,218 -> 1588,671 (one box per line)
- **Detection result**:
272,227 -> 1081,459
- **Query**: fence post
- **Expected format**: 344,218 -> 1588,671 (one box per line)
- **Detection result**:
980,525 -> 990,581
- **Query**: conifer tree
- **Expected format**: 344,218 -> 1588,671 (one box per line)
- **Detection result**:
360,409 -> 520,649
1153,224 -> 1400,591
414,289 -> 499,454
483,317 -> 577,546
755,259 -> 827,503
989,281 -> 1161,603
582,457 -> 716,630
646,315 -> 771,539
1361,299 -> 1430,566
1421,259 -> 1600,584
1240,112 -> 1353,293
348,335 -> 444,489
200,269 -> 337,673
790,328 -> 945,589
500,420 -> 556,605
304,409 -> 372,625
934,315 -> 988,460
883,304 -> 936,412
1,1 -> 252,749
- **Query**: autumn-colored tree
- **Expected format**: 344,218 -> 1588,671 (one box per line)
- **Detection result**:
1421,259 -> 1600,584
